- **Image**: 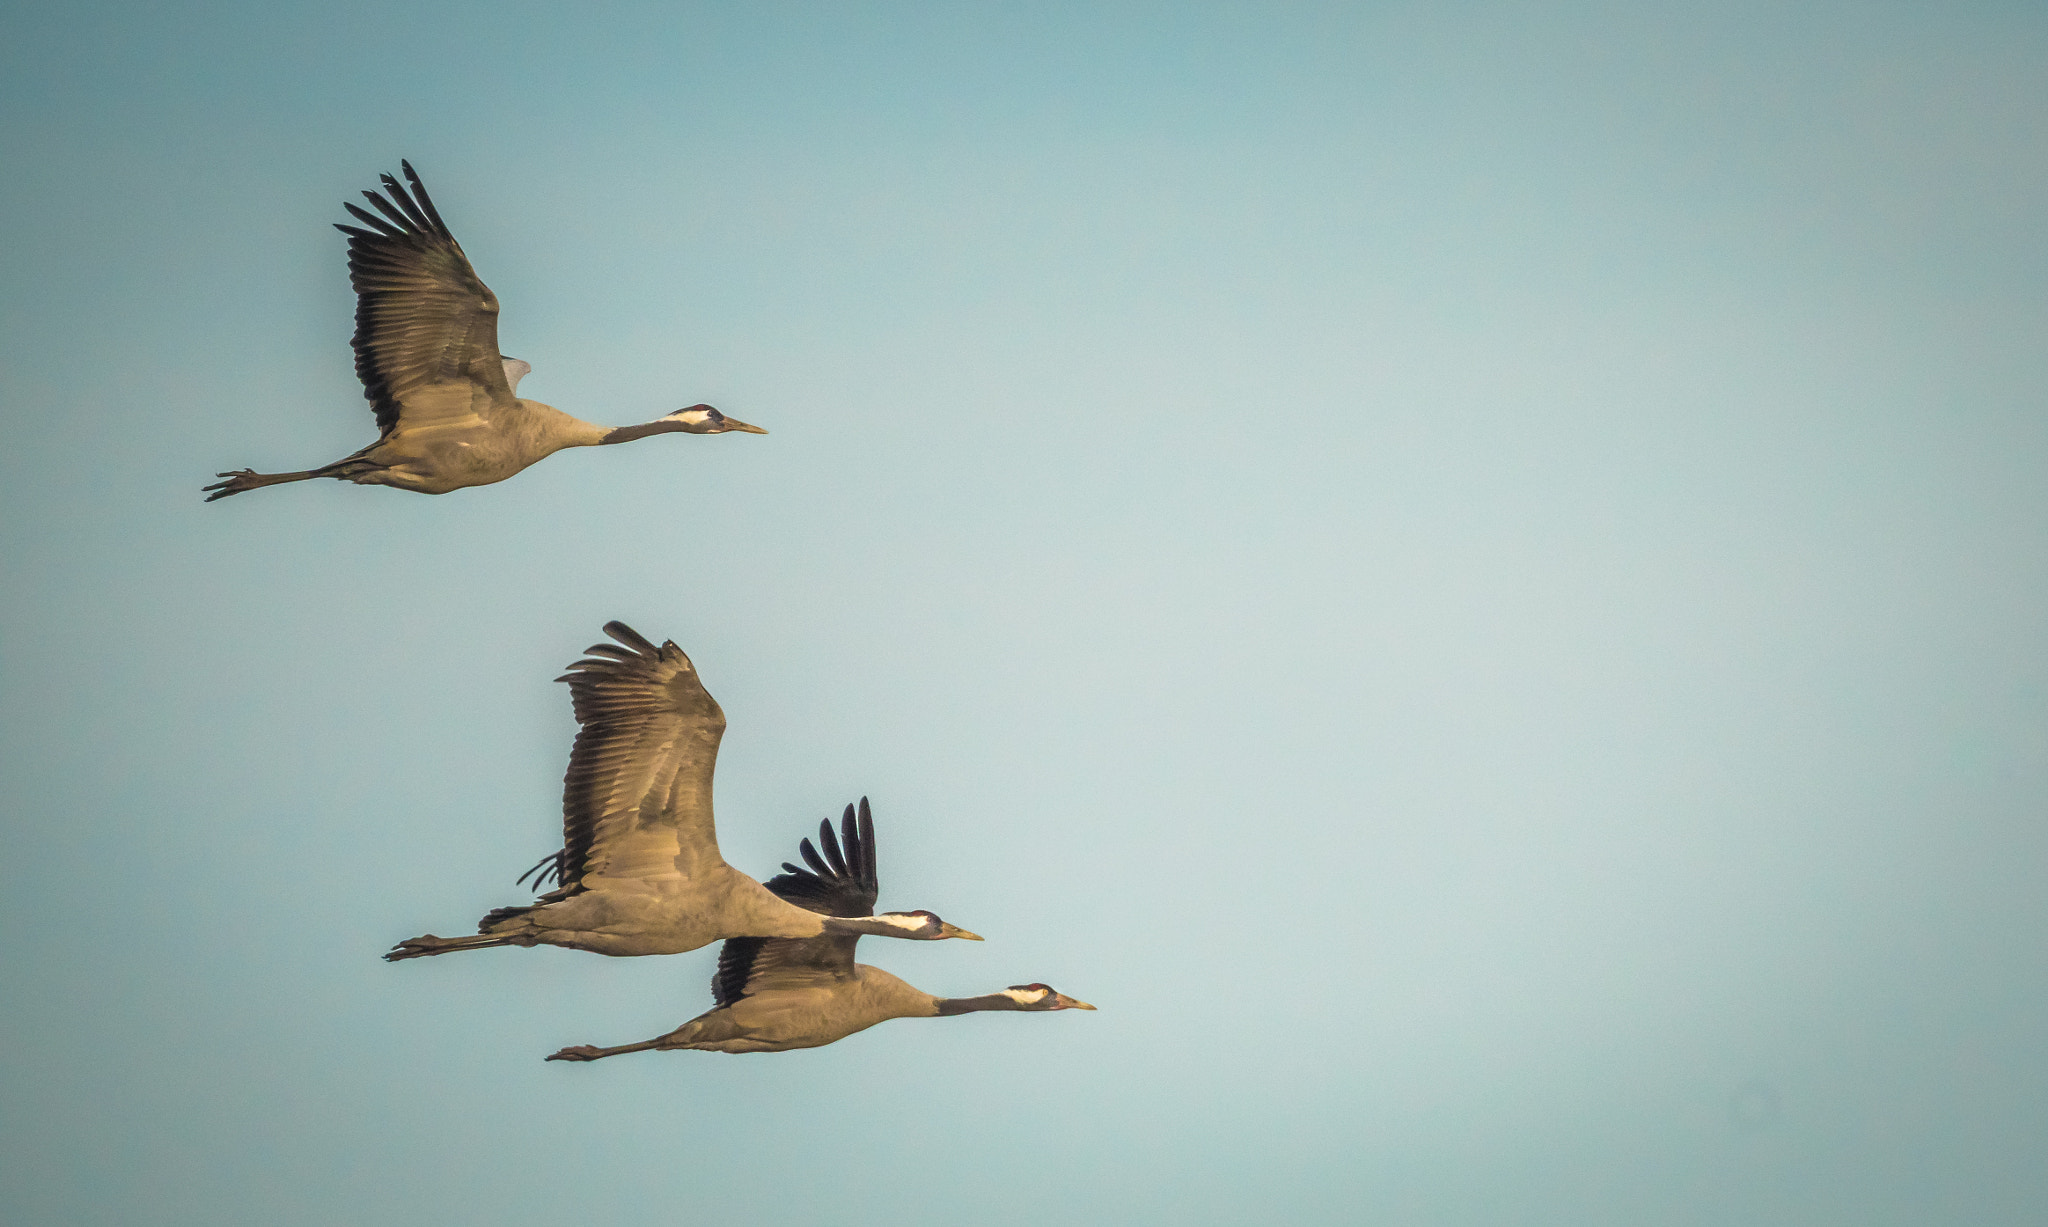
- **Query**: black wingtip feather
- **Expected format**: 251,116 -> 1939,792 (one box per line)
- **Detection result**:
401,161 -> 453,238
376,173 -> 433,233
360,188 -> 411,232
798,836 -> 831,879
603,621 -> 658,655
712,937 -> 767,1006
341,200 -> 404,237
819,811 -> 851,876
760,798 -> 882,917
858,797 -> 876,883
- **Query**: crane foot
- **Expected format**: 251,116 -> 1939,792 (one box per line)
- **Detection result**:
202,469 -> 264,501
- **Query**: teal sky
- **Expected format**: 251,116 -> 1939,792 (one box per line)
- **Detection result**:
5,2 -> 2047,1223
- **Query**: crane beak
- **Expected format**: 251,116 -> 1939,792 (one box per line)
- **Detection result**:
1053,994 -> 1096,1011
722,417 -> 769,435
938,923 -> 984,941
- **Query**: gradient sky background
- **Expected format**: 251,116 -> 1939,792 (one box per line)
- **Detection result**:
4,2 -> 2047,1223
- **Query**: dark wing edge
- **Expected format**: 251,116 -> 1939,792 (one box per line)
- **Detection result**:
762,797 -> 881,918
332,161 -> 513,435
711,937 -> 767,1007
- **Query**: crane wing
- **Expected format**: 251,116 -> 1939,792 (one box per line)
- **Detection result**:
710,799 -> 881,1005
332,162 -> 517,437
548,622 -> 729,893
766,797 -> 880,918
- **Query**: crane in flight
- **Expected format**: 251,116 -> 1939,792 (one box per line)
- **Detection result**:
205,162 -> 763,501
386,625 -> 980,961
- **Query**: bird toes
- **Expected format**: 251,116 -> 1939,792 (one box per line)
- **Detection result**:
202,469 -> 258,501
545,1046 -> 602,1062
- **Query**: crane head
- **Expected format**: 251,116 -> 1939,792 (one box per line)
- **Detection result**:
1001,983 -> 1097,1011
664,404 -> 768,435
877,909 -> 983,941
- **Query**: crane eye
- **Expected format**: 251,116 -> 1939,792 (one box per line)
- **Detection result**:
707,409 -> 725,423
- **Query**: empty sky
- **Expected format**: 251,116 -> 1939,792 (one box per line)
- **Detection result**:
4,2 -> 2047,1224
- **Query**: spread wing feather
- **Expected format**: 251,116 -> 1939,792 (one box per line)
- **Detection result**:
546,621 -> 729,895
711,798 -> 880,1005
769,797 -> 880,918
333,161 -> 515,436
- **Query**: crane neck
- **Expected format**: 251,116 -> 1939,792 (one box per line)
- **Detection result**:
597,418 -> 690,446
932,993 -> 1036,1017
820,914 -> 935,940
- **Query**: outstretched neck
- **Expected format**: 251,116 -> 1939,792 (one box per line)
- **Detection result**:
822,914 -> 937,940
933,993 -> 1035,1017
598,418 -> 688,445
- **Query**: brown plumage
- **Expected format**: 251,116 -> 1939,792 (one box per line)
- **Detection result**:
204,162 -> 764,501
546,799 -> 1094,1060
386,625 -> 981,961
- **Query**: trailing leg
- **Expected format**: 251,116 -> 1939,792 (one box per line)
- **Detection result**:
203,453 -> 386,501
545,1038 -> 665,1063
202,467 -> 328,501
384,932 -> 529,961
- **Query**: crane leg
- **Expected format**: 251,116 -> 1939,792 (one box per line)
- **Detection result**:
202,467 -> 326,501
383,932 -> 528,961
203,453 -> 389,501
544,1038 -> 666,1063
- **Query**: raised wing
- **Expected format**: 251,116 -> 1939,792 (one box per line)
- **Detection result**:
711,798 -> 880,1006
333,162 -> 516,436
550,622 -> 729,893
767,797 -> 880,918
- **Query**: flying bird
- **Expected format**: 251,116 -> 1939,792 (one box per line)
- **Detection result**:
386,624 -> 980,961
204,162 -> 763,501
547,799 -> 1093,1060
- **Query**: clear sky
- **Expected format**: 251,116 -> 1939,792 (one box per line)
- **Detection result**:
4,2 -> 2047,1223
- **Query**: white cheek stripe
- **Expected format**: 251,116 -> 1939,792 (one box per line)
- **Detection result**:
1000,988 -> 1050,1005
876,913 -> 928,931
